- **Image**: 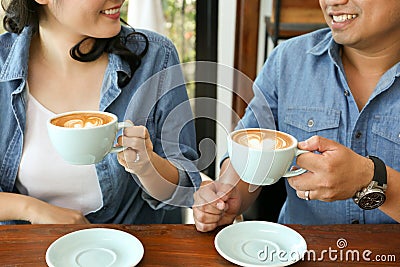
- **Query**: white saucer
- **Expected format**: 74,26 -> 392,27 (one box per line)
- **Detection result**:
214,221 -> 307,267
46,228 -> 144,267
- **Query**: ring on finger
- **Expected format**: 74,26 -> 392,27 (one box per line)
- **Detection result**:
133,151 -> 140,163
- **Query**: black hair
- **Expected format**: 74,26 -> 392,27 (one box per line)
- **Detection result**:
1,0 -> 148,87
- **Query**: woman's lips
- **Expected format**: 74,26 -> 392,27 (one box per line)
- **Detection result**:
100,6 -> 121,20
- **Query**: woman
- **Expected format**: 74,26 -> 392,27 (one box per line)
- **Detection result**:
0,0 -> 200,224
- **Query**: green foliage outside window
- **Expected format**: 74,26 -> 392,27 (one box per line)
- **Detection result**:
123,0 -> 197,98
162,0 -> 196,63
122,0 -> 196,64
162,0 -> 197,98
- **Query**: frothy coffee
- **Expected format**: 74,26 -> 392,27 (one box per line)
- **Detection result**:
232,129 -> 293,150
51,112 -> 114,128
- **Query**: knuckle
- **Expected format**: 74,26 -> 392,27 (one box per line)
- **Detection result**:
195,222 -> 207,232
321,191 -> 336,201
194,210 -> 207,222
287,177 -> 297,188
137,126 -> 147,137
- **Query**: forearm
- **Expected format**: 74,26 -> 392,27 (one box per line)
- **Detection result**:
379,166 -> 400,222
218,159 -> 261,215
1,192 -> 91,224
0,192 -> 33,222
134,151 -> 179,201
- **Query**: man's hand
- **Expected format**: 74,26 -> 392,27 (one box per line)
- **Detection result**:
193,181 -> 241,232
288,136 -> 373,202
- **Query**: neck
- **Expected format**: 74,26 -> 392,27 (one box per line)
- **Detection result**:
342,41 -> 400,77
30,25 -> 103,75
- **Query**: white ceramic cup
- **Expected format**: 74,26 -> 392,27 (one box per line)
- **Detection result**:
227,128 -> 309,186
47,111 -> 132,165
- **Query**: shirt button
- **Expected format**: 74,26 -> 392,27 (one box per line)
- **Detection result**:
355,132 -> 362,139
307,119 -> 314,128
351,220 -> 360,224
344,90 -> 350,96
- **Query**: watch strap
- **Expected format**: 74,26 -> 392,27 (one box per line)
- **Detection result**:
367,156 -> 387,187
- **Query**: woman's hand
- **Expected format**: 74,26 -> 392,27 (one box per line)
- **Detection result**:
26,197 -> 90,224
116,121 -> 180,201
193,181 -> 242,232
117,121 -> 155,175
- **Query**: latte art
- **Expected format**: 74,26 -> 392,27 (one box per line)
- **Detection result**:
228,128 -> 308,185
63,117 -> 105,128
232,129 -> 293,150
51,113 -> 114,128
247,135 -> 266,149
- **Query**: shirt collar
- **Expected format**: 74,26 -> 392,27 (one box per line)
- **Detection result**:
110,26 -> 135,79
396,62 -> 400,78
307,30 -> 343,67
307,30 -> 400,78
0,26 -> 33,82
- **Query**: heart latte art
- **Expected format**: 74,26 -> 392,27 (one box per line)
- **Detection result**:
51,113 -> 114,128
232,129 -> 293,150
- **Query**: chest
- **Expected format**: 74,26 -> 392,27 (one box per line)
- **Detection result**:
17,93 -> 103,214
276,72 -> 400,168
27,59 -> 108,114
344,67 -> 381,111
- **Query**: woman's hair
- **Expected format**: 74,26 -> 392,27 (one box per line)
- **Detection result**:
1,0 -> 149,87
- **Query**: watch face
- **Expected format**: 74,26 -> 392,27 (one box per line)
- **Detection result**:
358,192 -> 386,210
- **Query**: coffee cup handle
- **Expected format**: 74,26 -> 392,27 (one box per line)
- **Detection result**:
282,149 -> 310,178
109,121 -> 134,153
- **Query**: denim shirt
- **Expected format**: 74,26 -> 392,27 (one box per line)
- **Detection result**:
237,28 -> 399,224
0,26 -> 201,224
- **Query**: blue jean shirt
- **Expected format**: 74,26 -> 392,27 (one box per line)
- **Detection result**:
0,26 -> 201,224
237,28 -> 399,224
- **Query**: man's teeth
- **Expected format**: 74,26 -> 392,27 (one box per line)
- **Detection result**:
102,8 -> 120,15
333,14 -> 357,23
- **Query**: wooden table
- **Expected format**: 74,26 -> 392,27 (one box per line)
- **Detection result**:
0,223 -> 399,266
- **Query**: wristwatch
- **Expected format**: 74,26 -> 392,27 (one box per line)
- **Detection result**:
353,156 -> 387,210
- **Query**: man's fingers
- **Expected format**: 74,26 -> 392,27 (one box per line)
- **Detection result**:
193,184 -> 227,214
298,135 -> 336,153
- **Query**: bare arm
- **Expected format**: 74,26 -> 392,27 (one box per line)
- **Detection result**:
0,192 -> 89,224
117,124 -> 179,201
126,150 -> 179,201
380,166 -> 400,222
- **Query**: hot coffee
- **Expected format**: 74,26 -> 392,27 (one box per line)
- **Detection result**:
51,112 -> 113,128
48,111 -> 132,165
231,129 -> 293,150
228,128 -> 309,185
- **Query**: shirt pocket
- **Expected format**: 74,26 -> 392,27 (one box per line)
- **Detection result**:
283,107 -> 341,142
371,116 -> 400,168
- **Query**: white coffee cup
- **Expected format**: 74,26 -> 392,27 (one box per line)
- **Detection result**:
227,128 -> 309,186
47,111 -> 132,165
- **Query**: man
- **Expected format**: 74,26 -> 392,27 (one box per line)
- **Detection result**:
193,0 -> 400,232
